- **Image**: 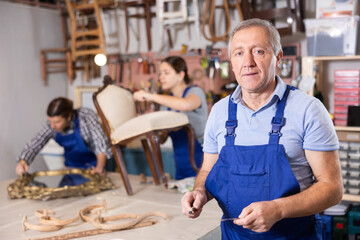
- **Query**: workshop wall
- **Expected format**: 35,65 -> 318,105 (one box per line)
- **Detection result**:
0,0 -> 317,181
0,2 -> 66,181
66,0 -> 316,105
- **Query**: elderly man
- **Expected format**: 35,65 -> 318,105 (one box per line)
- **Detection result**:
181,18 -> 343,239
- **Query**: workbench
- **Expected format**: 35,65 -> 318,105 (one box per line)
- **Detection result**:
0,173 -> 222,240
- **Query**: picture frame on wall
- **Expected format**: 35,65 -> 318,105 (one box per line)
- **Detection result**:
74,86 -> 101,112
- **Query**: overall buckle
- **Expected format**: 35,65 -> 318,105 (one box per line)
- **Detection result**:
269,117 -> 285,137
225,120 -> 238,136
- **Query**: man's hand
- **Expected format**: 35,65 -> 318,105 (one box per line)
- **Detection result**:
16,160 -> 29,176
234,201 -> 282,233
93,153 -> 106,175
181,189 -> 208,218
91,166 -> 105,175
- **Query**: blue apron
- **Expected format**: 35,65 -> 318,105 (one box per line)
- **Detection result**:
55,112 -> 96,186
205,85 -> 322,239
168,86 -> 203,180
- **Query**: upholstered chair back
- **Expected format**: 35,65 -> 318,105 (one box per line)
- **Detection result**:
96,84 -> 136,132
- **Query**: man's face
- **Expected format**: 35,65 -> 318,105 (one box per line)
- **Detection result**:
230,26 -> 282,94
48,115 -> 71,133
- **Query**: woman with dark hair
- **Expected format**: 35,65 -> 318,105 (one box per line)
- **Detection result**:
15,97 -> 114,180
133,56 -> 208,180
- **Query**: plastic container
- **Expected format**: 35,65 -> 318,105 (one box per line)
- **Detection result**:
335,70 -> 360,78
316,0 -> 359,19
304,16 -> 359,56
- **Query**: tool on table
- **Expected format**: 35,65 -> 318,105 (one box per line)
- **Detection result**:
221,218 -> 239,221
188,207 -> 198,215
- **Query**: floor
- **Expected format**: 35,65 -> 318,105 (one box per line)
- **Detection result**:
1,173 -> 222,240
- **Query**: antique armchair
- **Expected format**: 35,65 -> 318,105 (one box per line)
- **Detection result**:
93,76 -> 198,195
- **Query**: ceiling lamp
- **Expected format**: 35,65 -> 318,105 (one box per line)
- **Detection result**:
94,54 -> 107,66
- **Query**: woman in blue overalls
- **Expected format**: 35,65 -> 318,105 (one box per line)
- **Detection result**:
181,18 -> 342,240
133,56 -> 208,180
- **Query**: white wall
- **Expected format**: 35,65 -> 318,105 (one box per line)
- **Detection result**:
0,2 -> 67,181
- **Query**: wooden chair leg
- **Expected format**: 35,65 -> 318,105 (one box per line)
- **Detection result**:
183,124 -> 199,172
166,29 -> 173,49
112,145 -> 133,195
84,56 -> 90,82
141,139 -> 161,185
65,51 -> 73,84
40,51 -> 47,86
125,5 -> 130,52
144,2 -> 152,51
148,132 -> 167,186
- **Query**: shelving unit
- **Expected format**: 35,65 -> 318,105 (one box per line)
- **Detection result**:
302,57 -> 360,202
301,56 -> 360,96
336,126 -> 360,203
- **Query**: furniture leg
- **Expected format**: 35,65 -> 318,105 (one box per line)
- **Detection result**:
112,145 -> 133,195
183,124 -> 199,172
148,132 -> 167,186
40,51 -> 47,85
141,139 -> 161,185
66,51 -> 73,84
125,4 -> 130,52
145,1 -> 152,50
166,29 -> 173,48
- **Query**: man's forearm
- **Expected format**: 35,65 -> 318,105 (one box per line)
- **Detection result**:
96,153 -> 106,169
274,180 -> 343,220
193,169 -> 213,201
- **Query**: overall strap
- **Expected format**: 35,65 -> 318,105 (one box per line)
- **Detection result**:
182,86 -> 192,98
167,86 -> 192,111
225,96 -> 238,146
268,85 -> 295,145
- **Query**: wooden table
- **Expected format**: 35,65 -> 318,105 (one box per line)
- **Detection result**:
0,173 -> 222,240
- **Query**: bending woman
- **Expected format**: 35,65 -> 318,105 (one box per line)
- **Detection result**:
133,56 -> 208,180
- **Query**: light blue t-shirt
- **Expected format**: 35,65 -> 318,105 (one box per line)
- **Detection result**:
203,77 -> 339,191
161,86 -> 208,145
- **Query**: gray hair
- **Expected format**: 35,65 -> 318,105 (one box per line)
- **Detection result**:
227,18 -> 282,58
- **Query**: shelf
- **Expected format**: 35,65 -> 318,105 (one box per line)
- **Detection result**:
304,55 -> 360,61
343,194 -> 360,203
336,127 -> 360,202
301,55 -> 360,98
335,126 -> 360,132
301,57 -> 360,203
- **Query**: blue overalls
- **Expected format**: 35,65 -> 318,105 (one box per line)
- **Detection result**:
168,86 -> 203,180
205,85 -> 322,239
55,112 -> 97,186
